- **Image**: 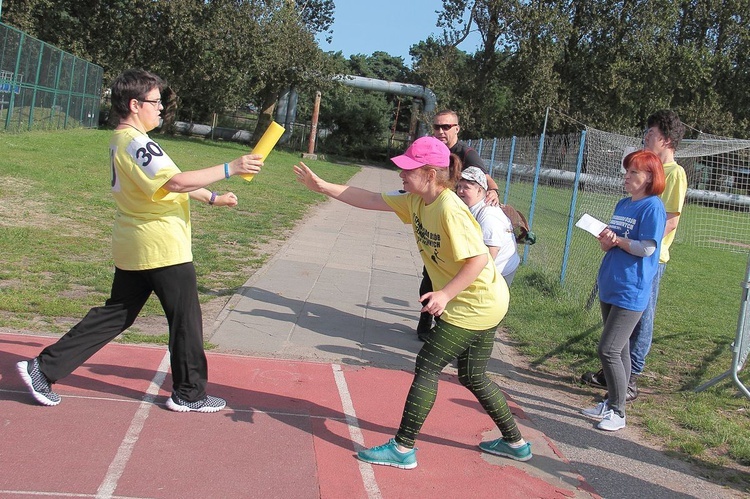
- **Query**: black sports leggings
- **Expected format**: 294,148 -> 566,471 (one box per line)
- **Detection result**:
395,319 -> 523,448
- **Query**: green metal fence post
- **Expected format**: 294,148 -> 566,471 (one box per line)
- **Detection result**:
28,41 -> 44,131
5,30 -> 23,130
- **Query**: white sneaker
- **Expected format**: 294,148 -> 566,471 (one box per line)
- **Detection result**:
581,400 -> 608,420
597,409 -> 626,431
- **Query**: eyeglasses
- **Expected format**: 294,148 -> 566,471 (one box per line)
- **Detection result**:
140,98 -> 162,107
433,123 -> 458,131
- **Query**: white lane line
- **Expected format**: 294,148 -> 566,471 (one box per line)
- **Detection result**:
95,352 -> 170,499
332,364 -> 382,499
0,490 -> 152,498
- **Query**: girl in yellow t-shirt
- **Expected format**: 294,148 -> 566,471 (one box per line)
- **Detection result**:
293,136 -> 530,469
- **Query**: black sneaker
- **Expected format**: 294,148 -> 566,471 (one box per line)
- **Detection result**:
604,386 -> 638,402
580,369 -> 607,389
166,393 -> 226,413
16,358 -> 61,406
627,376 -> 639,401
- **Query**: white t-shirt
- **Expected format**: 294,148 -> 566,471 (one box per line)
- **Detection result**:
468,200 -> 520,277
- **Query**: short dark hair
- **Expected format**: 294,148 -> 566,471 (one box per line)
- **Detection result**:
646,109 -> 685,151
110,69 -> 165,120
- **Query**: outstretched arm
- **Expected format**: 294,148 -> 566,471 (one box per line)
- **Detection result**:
163,154 -> 263,193
294,162 -> 393,212
189,189 -> 238,207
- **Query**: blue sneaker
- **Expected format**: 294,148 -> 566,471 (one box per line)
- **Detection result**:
479,438 -> 532,462
357,439 -> 417,469
597,409 -> 626,431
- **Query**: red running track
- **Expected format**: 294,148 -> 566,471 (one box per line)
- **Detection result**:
0,332 -> 597,498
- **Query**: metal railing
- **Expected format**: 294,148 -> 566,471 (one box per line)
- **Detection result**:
694,252 -> 750,398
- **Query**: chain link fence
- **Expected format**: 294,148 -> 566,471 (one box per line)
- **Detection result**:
469,127 -> 750,305
468,123 -> 750,390
0,22 -> 103,132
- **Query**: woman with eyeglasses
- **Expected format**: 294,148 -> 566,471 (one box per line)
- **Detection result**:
17,68 -> 263,413
294,136 -> 531,469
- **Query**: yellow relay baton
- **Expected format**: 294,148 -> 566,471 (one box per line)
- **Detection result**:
242,121 -> 285,181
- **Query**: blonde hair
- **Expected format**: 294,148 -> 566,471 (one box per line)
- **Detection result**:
425,153 -> 463,190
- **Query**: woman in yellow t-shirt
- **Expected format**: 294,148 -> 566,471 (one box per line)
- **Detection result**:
16,69 -> 264,413
293,136 -> 530,469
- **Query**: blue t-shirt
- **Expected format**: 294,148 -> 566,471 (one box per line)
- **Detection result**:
597,195 -> 666,311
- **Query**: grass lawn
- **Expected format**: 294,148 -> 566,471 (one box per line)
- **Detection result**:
0,129 -> 358,332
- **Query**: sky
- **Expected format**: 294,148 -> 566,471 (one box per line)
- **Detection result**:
315,0 -> 482,65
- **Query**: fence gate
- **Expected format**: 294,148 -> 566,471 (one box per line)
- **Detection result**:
694,251 -> 750,399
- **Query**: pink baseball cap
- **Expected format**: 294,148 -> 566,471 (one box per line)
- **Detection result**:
390,136 -> 450,170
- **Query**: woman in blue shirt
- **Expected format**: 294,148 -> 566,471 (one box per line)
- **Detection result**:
582,150 -> 666,431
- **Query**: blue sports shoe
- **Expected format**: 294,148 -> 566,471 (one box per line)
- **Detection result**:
357,439 -> 417,469
479,438 -> 532,462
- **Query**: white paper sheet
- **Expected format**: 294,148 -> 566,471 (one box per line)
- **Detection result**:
575,213 -> 608,237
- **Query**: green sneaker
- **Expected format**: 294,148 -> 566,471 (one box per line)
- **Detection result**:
357,439 -> 417,469
479,438 -> 532,462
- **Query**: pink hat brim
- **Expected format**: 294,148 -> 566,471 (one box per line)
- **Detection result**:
390,154 -> 425,170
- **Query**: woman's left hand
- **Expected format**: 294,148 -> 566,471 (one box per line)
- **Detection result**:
597,228 -> 618,251
419,290 -> 449,317
215,192 -> 238,207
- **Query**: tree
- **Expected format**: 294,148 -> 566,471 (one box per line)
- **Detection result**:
2,0 -> 160,84
294,0 -> 335,37
409,37 -> 467,115
248,1 -> 330,144
153,0 -> 262,122
318,87 -> 392,160
2,0 -> 337,138
431,0 -> 750,137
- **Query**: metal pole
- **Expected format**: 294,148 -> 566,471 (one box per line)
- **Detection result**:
560,129 -> 587,285
504,137 -> 516,205
523,107 -> 550,263
488,138 -> 497,177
